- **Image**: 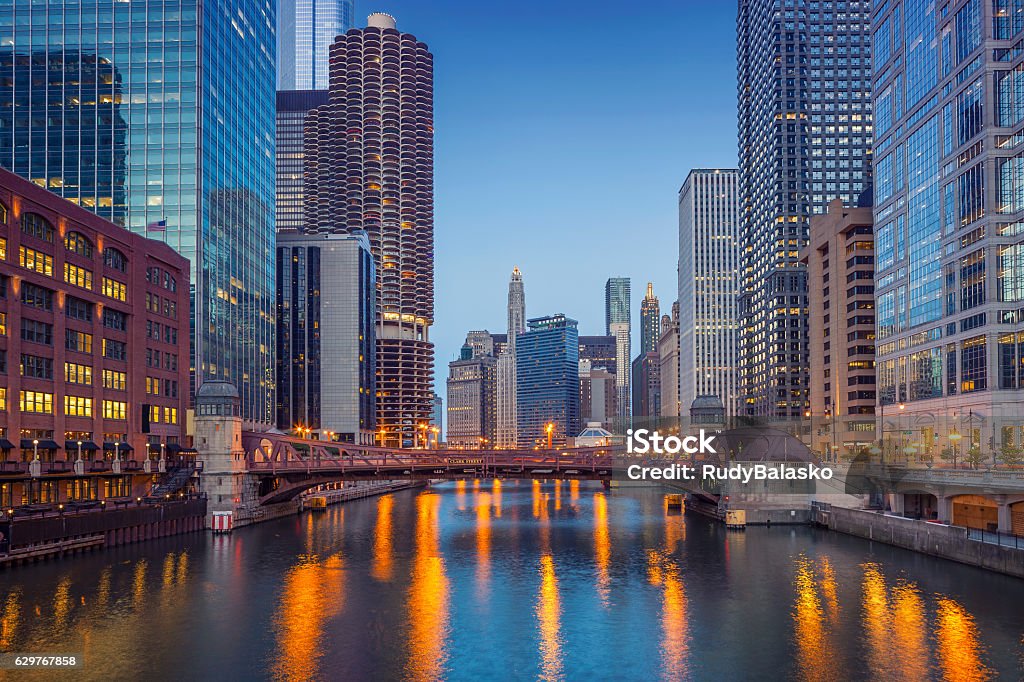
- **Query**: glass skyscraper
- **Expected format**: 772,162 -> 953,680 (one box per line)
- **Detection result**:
736,0 -> 873,419
277,0 -> 354,89
872,0 -> 1024,450
516,315 -> 580,448
605,277 -> 631,422
0,1 -> 278,427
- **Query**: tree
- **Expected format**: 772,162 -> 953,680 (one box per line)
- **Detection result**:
999,444 -> 1023,468
964,445 -> 985,470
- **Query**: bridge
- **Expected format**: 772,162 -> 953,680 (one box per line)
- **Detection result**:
240,431 -> 622,503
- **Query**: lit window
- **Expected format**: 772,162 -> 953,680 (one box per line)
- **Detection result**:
64,262 -> 94,290
102,277 -> 127,302
19,390 -> 53,414
64,395 -> 93,418
19,246 -> 53,276
102,400 -> 127,420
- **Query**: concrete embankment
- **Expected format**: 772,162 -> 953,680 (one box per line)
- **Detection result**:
825,505 -> 1024,579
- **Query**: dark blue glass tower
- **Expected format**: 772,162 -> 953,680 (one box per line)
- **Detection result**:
515,314 -> 580,448
0,1 -> 277,426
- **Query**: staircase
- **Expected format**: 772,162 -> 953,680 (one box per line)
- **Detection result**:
150,465 -> 195,498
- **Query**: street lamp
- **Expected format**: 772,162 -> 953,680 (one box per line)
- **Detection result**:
949,430 -> 962,469
545,422 -> 555,450
32,439 -> 39,461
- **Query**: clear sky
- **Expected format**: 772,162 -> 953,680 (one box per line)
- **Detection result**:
359,0 -> 739,401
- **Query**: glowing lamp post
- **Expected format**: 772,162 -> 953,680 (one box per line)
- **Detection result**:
545,423 -> 555,450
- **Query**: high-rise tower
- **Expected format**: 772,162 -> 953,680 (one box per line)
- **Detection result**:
605,277 -> 631,423
497,267 -> 526,448
736,0 -> 872,419
304,13 -> 435,448
639,283 -> 661,355
678,169 -> 741,416
870,0 -> 1024,454
0,0 -> 278,427
277,0 -> 355,90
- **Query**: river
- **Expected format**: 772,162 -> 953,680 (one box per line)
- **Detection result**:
0,480 -> 1022,681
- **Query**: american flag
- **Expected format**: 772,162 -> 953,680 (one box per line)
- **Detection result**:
146,219 -> 166,232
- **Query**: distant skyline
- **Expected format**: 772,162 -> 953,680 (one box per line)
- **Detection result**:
356,1 -> 738,398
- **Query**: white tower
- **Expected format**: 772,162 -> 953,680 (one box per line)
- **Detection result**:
497,267 -> 525,448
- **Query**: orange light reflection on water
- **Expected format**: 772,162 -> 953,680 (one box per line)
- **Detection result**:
536,554 -> 563,682
476,491 -> 492,597
593,492 -> 611,606
271,553 -> 345,682
371,494 -> 394,582
935,597 -> 992,682
405,492 -> 450,682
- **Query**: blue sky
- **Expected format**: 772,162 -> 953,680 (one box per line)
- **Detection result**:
359,0 -> 738,396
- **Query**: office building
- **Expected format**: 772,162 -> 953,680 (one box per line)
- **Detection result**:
276,232 -> 376,444
802,199 -> 875,458
737,1 -> 872,419
447,352 -> 497,449
431,393 -> 443,445
605,277 -> 631,423
277,0 -> 355,90
639,283 -> 661,355
0,169 -> 190,506
516,315 -> 580,448
678,168 -> 741,417
631,352 -> 661,420
871,0 -> 1024,453
497,267 -> 525,448
0,0 -> 278,427
579,335 -> 617,377
303,13 -> 435,448
277,90 -> 329,234
580,362 -> 616,428
658,304 -> 680,419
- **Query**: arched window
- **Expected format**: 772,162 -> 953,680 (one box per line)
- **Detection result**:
21,212 -> 55,243
103,247 -> 127,272
64,231 -> 94,257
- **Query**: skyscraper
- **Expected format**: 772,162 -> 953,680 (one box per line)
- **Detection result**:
736,0 -> 872,419
605,277 -> 631,423
276,232 -> 376,444
304,13 -> 435,448
639,283 -> 661,355
497,267 -> 525,448
276,90 -> 329,234
447,332 -> 498,449
0,1 -> 278,427
658,305 -> 681,419
277,0 -> 355,89
678,169 -> 741,416
516,315 -> 580,448
871,0 -> 1024,453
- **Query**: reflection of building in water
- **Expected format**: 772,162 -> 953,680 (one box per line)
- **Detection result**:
0,50 -> 127,225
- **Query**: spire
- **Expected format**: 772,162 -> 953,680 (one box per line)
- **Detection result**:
646,282 -> 655,299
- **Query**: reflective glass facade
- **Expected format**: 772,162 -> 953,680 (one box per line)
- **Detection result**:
604,277 -> 631,421
277,0 -> 354,89
0,1 -> 277,427
516,315 -> 580,448
276,90 -> 328,233
872,0 -> 1024,440
737,0 -> 873,419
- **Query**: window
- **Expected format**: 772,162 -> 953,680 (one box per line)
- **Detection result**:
146,377 -> 161,395
0,388 -> 5,411
165,407 -> 178,425
20,354 -> 53,379
64,231 -> 93,257
102,277 -> 127,302
64,395 -> 93,418
19,246 -> 52,276
65,362 -> 93,386
0,311 -> 5,335
19,390 -> 53,414
21,213 -> 55,242
65,330 -> 93,354
21,319 -> 53,346
64,262 -> 93,290
21,282 -> 53,310
102,400 -> 127,420
102,308 -> 127,331
961,335 -> 988,392
102,369 -> 126,391
149,405 -> 160,423
65,296 -> 93,322
103,338 -> 127,361
103,248 -> 127,272
0,236 -> 6,260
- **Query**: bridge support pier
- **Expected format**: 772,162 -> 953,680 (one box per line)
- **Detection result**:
996,496 -> 1014,533
193,381 -> 252,529
936,494 -> 953,525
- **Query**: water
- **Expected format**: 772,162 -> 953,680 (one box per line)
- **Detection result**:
0,480 -> 1022,681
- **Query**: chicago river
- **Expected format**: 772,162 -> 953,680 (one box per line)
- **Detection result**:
1,481 -> 1022,681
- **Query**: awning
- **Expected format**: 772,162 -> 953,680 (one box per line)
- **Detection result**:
102,442 -> 134,452
20,439 -> 61,450
165,443 -> 183,454
179,448 -> 199,456
0,439 -> 14,450
64,440 -> 99,452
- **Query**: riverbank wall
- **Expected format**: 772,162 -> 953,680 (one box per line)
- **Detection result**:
1,498 -> 207,568
825,505 -> 1024,579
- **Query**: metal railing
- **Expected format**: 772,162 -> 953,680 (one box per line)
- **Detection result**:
966,527 -> 1024,550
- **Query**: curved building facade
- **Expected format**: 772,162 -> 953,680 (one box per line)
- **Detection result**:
304,14 -> 434,448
